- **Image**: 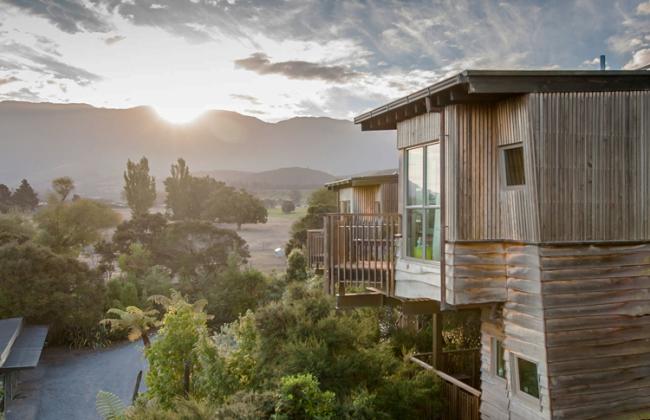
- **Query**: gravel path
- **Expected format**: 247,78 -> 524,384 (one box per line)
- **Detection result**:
5,341 -> 147,420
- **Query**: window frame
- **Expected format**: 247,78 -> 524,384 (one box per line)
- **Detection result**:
499,142 -> 526,190
511,353 -> 541,404
403,142 -> 441,263
491,337 -> 507,381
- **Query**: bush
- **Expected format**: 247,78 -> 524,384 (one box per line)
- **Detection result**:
286,248 -> 307,282
0,242 -> 106,345
281,200 -> 295,214
272,373 -> 336,420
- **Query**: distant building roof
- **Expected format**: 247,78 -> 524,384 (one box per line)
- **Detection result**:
0,317 -> 48,372
354,69 -> 650,130
325,169 -> 398,190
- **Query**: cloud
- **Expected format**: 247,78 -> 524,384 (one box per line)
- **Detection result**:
4,0 -> 111,33
0,87 -> 41,101
1,42 -> 102,85
234,52 -> 360,83
150,3 -> 167,9
230,94 -> 260,105
104,35 -> 126,45
0,76 -> 20,86
637,1 -> 650,15
624,48 -> 650,69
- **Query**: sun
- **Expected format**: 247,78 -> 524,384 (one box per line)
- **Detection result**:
153,105 -> 206,124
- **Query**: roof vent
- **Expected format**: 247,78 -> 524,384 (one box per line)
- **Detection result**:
600,55 -> 606,70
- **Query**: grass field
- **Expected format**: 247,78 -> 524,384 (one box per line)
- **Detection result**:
267,206 -> 307,219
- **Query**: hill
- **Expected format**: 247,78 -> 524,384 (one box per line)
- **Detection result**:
196,167 -> 336,190
0,101 -> 396,199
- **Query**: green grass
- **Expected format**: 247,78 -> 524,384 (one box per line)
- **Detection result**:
267,206 -> 307,220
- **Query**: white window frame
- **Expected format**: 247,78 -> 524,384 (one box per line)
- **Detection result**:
511,353 -> 542,406
403,143 -> 441,263
491,337 -> 507,382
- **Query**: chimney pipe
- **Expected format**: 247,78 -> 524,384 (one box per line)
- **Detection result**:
600,55 -> 606,70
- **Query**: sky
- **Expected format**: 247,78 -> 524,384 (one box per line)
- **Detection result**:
0,0 -> 649,123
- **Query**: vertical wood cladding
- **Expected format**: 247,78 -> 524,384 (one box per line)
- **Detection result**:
397,112 -> 440,148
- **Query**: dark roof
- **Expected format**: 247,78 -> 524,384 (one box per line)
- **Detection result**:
325,169 -> 398,190
0,318 -> 48,372
354,69 -> 650,131
2,326 -> 48,371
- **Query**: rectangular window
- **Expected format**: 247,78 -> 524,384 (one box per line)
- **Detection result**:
494,339 -> 506,379
340,200 -> 351,213
501,144 -> 525,186
405,144 -> 441,261
516,357 -> 540,399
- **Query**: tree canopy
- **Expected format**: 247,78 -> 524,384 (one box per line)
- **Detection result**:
52,176 -> 75,202
123,157 -> 157,217
11,179 -> 39,211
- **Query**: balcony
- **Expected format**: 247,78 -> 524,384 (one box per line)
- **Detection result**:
306,213 -> 400,296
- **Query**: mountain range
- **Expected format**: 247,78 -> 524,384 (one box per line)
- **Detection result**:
0,101 -> 396,199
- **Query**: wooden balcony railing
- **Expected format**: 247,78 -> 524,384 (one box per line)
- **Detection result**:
410,351 -> 481,420
322,213 -> 400,296
306,229 -> 325,271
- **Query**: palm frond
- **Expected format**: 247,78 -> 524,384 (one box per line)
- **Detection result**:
96,391 -> 126,420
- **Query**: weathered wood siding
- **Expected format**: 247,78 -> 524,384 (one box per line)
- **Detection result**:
480,310 -> 509,420
531,91 -> 650,242
445,97 -> 540,242
379,182 -> 398,213
352,185 -> 380,213
540,242 -> 650,419
397,112 -> 440,148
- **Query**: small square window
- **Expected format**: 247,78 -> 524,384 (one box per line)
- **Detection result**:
502,145 -> 525,186
340,200 -> 351,213
516,357 -> 540,399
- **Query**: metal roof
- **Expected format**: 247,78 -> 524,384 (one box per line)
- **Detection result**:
0,317 -> 22,367
1,326 -> 48,371
325,169 -> 398,189
354,69 -> 650,131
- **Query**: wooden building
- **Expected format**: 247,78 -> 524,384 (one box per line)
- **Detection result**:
325,169 -> 398,214
352,70 -> 650,419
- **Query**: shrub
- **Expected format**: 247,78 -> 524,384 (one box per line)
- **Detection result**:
272,373 -> 336,420
286,248 -> 307,282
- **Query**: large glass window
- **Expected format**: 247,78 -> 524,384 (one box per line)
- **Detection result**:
516,357 -> 540,399
406,144 -> 441,261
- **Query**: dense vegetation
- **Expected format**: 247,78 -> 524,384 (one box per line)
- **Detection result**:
285,187 -> 337,254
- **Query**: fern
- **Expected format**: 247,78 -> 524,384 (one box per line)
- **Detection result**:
96,391 -> 126,420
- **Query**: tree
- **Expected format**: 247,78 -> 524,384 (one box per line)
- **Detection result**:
123,157 -> 157,217
281,200 -> 295,214
11,179 -> 39,211
204,188 -> 268,230
145,293 -> 212,408
112,213 -> 167,254
52,176 -> 75,202
0,184 -> 12,213
101,306 -> 159,347
150,220 -> 249,277
286,249 -> 307,282
287,188 -> 336,253
289,190 -> 301,206
0,212 -> 35,246
0,242 -> 106,345
164,158 -> 193,220
35,198 -> 120,255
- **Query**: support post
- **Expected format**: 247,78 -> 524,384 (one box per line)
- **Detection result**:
432,312 -> 443,370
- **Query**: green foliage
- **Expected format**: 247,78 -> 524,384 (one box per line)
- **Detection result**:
151,220 -> 248,277
96,391 -> 126,420
0,184 -> 12,213
215,391 -> 276,419
35,198 -> 120,255
145,293 -> 211,408
203,186 -> 267,230
112,213 -> 167,254
287,188 -> 336,252
52,176 -> 75,202
123,157 -> 157,217
164,158 -> 193,220
11,179 -> 39,211
286,248 -> 307,282
443,310 -> 481,350
0,212 -> 35,246
101,306 -> 159,347
202,256 -> 269,328
118,243 -> 153,278
105,277 -> 140,309
0,242 -> 106,345
272,373 -> 336,420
